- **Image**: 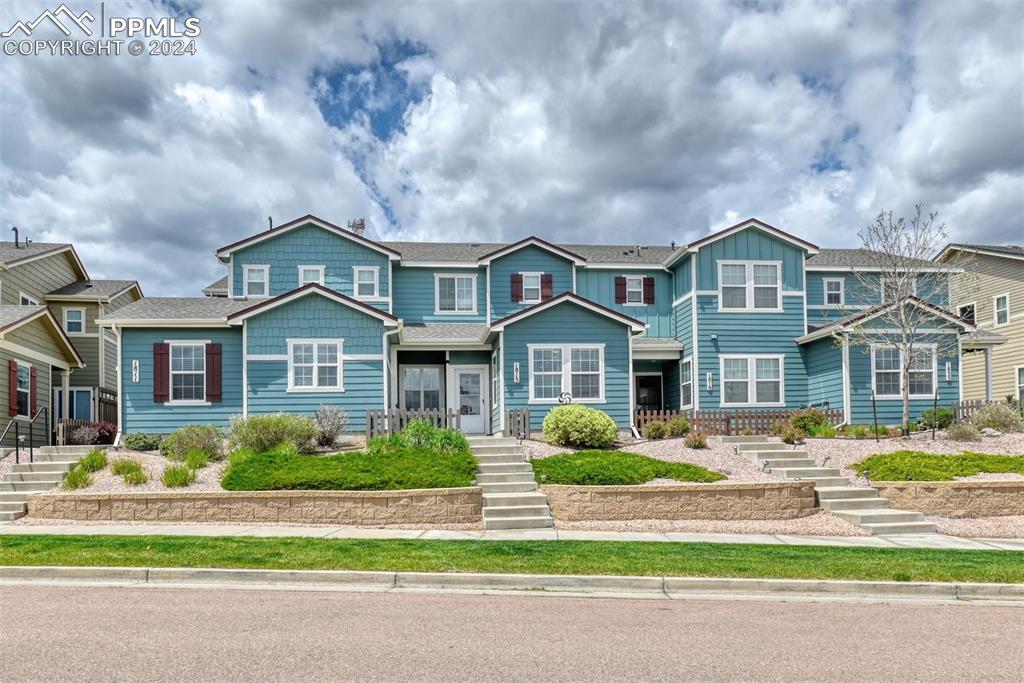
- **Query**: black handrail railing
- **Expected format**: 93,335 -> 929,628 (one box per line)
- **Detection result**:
0,407 -> 49,464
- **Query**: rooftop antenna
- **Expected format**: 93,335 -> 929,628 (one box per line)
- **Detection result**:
11,225 -> 19,248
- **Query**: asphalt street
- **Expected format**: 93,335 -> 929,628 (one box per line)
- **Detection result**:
1,585 -> 1021,681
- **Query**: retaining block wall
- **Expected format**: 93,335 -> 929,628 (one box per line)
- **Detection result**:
541,482 -> 816,521
27,489 -> 482,525
872,481 -> 1024,517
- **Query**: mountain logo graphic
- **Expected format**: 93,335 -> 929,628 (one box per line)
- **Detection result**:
2,3 -> 95,38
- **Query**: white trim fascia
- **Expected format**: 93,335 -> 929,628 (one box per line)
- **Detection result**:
247,353 -> 287,362
216,216 -> 401,261
682,220 -> 819,257
841,338 -> 851,424
490,295 -> 646,332
0,308 -> 82,367
870,342 -> 938,400
518,271 -> 544,305
485,264 -> 492,324
352,265 -> 380,300
286,338 -> 345,392
242,321 -> 248,417
114,324 -> 122,444
345,354 -> 385,361
433,272 -> 479,316
796,298 -> 975,344
690,258 -> 699,411
393,343 -> 493,351
695,290 -> 720,296
227,286 -> 399,326
718,353 -> 786,408
298,264 -> 326,287
400,260 -> 478,268
672,291 -> 694,307
18,291 -> 39,306
807,305 -> 870,311
632,349 -> 684,361
498,331 -> 506,433
805,265 -> 961,273
98,319 -> 233,328
571,265 -> 578,293
526,343 -> 607,405
585,263 -> 670,271
717,260 -> 784,313
936,245 -> 1024,262
477,239 -> 586,266
781,291 -> 805,297
63,307 -> 87,336
992,292 -> 1010,327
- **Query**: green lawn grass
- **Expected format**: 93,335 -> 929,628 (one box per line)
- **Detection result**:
220,445 -> 477,491
0,535 -> 1021,583
853,450 -> 1024,481
533,450 -> 725,485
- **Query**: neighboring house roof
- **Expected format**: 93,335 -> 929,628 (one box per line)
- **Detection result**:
226,283 -> 399,325
0,241 -> 88,278
98,297 -> 251,325
215,215 -> 402,261
796,296 -> 975,344
489,292 -> 647,333
381,240 -> 675,266
0,305 -> 84,367
47,279 -> 142,301
962,328 -> 1011,349
401,323 -> 489,343
806,248 -> 957,272
935,243 -> 1024,262
202,275 -> 229,296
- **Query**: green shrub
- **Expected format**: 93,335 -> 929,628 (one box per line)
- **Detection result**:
184,449 -> 210,470
532,450 -> 725,485
946,422 -> 981,442
683,432 -> 707,449
162,424 -> 223,461
643,421 -> 667,440
789,409 -> 829,434
123,433 -> 163,452
840,424 -> 889,439
969,403 -> 1024,432
366,421 -> 470,456
161,464 -> 195,488
123,468 -> 148,486
917,407 -> 955,430
853,450 -> 1024,481
780,426 -> 805,445
111,458 -> 147,485
665,416 -> 691,437
228,413 -> 316,453
542,405 -> 618,449
314,404 -> 348,447
77,449 -> 108,473
61,466 -> 93,490
806,422 -> 836,438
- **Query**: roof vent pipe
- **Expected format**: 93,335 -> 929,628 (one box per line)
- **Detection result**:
348,218 -> 366,236
268,216 -> 273,231
11,225 -> 19,248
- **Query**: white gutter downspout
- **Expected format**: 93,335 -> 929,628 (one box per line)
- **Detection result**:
113,323 -> 123,447
382,326 -> 402,416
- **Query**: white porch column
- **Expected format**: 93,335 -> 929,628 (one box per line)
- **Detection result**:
985,348 -> 993,401
61,369 -> 71,420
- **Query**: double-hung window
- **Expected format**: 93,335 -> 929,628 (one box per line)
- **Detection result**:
353,267 -> 379,298
170,343 -> 206,403
64,308 -> 85,334
718,262 -> 780,311
298,265 -> 325,286
521,273 -> 542,304
679,358 -> 693,409
994,294 -> 1009,326
244,265 -> 269,298
491,349 -> 500,404
872,345 -> 936,398
15,364 -> 30,417
288,340 -> 342,391
435,274 -> 476,314
1017,367 -> 1024,403
824,278 -> 844,306
625,277 -> 644,304
720,355 -> 783,406
528,344 -> 605,403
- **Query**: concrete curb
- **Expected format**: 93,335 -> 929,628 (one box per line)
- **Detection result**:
2,565 -> 1023,602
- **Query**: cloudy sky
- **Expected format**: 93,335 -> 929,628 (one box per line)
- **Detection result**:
1,0 -> 1021,296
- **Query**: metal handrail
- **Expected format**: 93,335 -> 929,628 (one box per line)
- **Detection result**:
0,407 -> 48,464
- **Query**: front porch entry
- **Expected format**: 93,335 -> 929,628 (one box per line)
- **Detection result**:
452,365 -> 489,434
394,350 -> 490,435
634,373 -> 663,411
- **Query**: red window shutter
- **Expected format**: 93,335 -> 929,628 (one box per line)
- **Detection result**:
8,359 -> 17,417
643,277 -> 655,304
615,277 -> 627,304
30,366 -> 37,414
206,343 -> 222,403
153,343 -> 169,403
541,274 -> 553,300
511,273 -> 523,302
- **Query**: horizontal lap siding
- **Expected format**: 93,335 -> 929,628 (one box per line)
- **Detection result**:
121,328 -> 243,434
0,351 -> 51,447
502,304 -> 631,430
576,269 -> 671,337
247,360 -> 381,430
804,337 -> 844,411
391,266 -> 485,324
246,296 -> 384,356
0,251 -> 79,305
808,272 -> 948,308
490,246 -> 574,320
5,320 -> 69,365
102,333 -> 118,389
673,297 -> 693,353
231,224 -> 391,303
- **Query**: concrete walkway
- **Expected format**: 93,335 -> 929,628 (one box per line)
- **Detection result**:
1,521 -> 1021,551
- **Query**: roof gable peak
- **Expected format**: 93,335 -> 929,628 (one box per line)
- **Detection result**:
216,215 -> 401,262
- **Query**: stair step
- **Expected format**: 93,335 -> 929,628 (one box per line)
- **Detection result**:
815,486 -> 881,500
802,477 -> 850,487
773,467 -> 842,479
15,452 -> 85,463
0,510 -> 26,521
483,516 -> 554,530
0,501 -> 28,512
476,472 -> 536,484
754,458 -> 815,469
0,492 -> 31,502
474,453 -> 524,464
468,437 -> 519,446
862,521 -> 938,535
736,442 -> 791,452
477,462 -> 532,474
483,504 -> 551,519
832,509 -> 925,525
482,492 -> 548,506
1,472 -> 66,483
11,461 -> 77,473
820,497 -> 890,511
472,445 -> 525,456
478,482 -> 539,493
0,481 -> 55,492
721,436 -> 770,444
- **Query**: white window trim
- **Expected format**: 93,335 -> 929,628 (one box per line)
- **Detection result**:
679,356 -> 693,409
957,301 -> 977,326
19,291 -> 39,306
871,343 -> 937,400
353,266 -> 383,300
298,265 -> 326,287
823,277 -> 845,308
527,343 -> 606,404
624,275 -> 645,307
63,307 -> 87,335
14,361 -> 31,418
993,293 -> 1010,328
52,386 -> 95,421
519,272 -> 543,305
400,365 -> 445,411
287,339 -> 345,393
717,260 -> 783,313
166,341 -> 209,406
718,354 -> 785,407
434,273 -> 478,315
243,264 -> 270,298
880,275 -> 918,303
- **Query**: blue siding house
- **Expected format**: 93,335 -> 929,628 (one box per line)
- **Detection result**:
100,215 -> 975,438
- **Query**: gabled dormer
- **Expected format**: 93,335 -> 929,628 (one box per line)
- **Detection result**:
479,237 -> 585,321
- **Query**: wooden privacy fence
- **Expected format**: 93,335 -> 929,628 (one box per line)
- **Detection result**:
953,399 -> 1022,422
97,389 -> 118,425
365,409 -> 461,439
634,408 -> 844,436
504,409 -> 530,438
56,419 -> 92,446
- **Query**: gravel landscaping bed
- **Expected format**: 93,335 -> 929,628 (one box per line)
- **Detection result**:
0,451 -> 17,480
44,450 -> 227,494
931,515 -> 1024,539
555,511 -> 870,536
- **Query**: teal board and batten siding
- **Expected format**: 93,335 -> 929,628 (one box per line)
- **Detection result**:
230,224 -> 391,308
671,254 -> 692,300
575,269 -> 672,337
672,297 -> 693,352
120,328 -> 243,435
391,266 -> 486,324
489,246 -> 574,320
501,303 -> 632,431
803,337 -> 844,412
245,295 -> 386,430
695,229 -> 805,292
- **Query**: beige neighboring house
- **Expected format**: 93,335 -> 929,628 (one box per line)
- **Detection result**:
936,243 -> 1023,403
0,237 -> 142,440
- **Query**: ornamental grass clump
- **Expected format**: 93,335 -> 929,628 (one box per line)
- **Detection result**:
184,449 -> 210,470
161,464 -> 195,488
683,432 -> 707,449
542,405 -> 618,449
314,404 -> 349,448
945,422 -> 981,442
665,416 -> 691,437
61,466 -> 92,490
228,413 -> 316,453
969,403 -> 1024,433
111,458 -> 147,486
161,424 -> 224,461
77,449 -> 108,473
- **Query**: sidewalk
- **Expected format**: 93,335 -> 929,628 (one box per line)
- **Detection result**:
2,521 -> 1022,551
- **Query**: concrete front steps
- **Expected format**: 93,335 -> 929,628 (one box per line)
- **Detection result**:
725,435 -> 936,535
469,437 -> 553,530
0,446 -> 95,521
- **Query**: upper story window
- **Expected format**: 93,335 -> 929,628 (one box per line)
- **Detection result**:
353,267 -> 379,299
521,273 -> 542,304
824,278 -> 844,306
243,265 -> 269,298
873,345 -> 935,398
288,339 -> 343,391
435,274 -> 477,315
881,275 -> 916,303
719,262 -> 780,311
615,276 -> 655,306
170,343 -> 206,403
957,302 -> 976,326
298,265 -> 325,287
625,277 -> 643,304
19,292 -> 38,306
994,294 -> 1009,326
64,308 -> 85,334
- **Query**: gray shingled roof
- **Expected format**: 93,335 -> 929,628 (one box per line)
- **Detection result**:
807,248 -> 945,269
48,279 -> 138,299
380,241 -> 675,265
99,297 -> 250,322
401,323 -> 488,342
202,275 -> 229,294
0,241 -> 71,266
946,243 -> 1024,257
0,305 -> 47,330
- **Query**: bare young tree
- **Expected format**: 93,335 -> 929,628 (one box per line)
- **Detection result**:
841,205 -> 977,435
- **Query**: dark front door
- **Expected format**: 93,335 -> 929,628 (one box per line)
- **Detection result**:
635,375 -> 662,411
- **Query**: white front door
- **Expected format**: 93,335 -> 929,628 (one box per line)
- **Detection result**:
453,366 -> 488,434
